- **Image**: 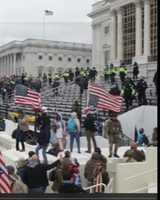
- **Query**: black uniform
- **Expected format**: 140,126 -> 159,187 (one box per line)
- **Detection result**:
136,79 -> 148,105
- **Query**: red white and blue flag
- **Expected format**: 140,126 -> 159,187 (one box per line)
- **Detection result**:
88,84 -> 123,113
0,153 -> 12,193
14,84 -> 42,110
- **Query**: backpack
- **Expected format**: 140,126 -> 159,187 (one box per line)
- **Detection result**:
67,119 -> 77,134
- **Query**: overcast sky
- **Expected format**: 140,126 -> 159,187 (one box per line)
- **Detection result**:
0,0 -> 96,45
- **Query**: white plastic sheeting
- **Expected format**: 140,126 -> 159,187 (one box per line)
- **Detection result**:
118,106 -> 157,141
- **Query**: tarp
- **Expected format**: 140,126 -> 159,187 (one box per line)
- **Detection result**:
118,106 -> 157,141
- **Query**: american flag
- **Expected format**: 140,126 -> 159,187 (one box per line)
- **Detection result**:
0,153 -> 12,193
44,10 -> 54,16
88,84 -> 123,113
14,84 -> 42,110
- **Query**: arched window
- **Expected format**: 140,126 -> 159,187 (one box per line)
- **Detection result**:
77,58 -> 81,63
86,59 -> 90,64
58,57 -> 62,61
49,56 -> 52,61
68,57 -> 72,62
38,55 -> 43,60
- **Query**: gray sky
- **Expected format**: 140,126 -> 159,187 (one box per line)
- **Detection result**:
0,0 -> 96,45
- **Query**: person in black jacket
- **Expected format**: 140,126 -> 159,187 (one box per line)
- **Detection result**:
136,77 -> 148,105
35,107 -> 51,164
23,152 -> 60,194
83,113 -> 97,153
133,62 -> 139,80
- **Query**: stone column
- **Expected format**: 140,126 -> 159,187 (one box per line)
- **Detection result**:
4,56 -> 6,75
143,0 -> 151,58
135,0 -> 142,57
110,10 -> 117,62
117,8 -> 123,63
13,54 -> 16,75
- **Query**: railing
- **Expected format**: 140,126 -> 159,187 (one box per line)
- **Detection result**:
83,178 -> 113,193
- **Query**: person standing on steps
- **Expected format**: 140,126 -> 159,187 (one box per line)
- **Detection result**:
83,112 -> 97,153
16,110 -> 29,152
67,112 -> 81,153
104,111 -> 122,158
36,107 -> 51,164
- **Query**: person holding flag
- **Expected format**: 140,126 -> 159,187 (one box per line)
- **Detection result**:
87,83 -> 123,157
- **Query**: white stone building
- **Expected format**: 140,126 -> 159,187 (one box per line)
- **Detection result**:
0,39 -> 92,77
88,0 -> 157,69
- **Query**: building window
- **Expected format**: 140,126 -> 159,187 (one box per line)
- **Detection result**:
104,26 -> 109,34
38,55 -> 43,60
86,59 -> 90,64
49,56 -> 52,61
58,57 -> 62,61
68,57 -> 72,62
122,3 -> 136,64
77,58 -> 81,63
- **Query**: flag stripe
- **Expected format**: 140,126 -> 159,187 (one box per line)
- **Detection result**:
14,85 -> 42,109
89,85 -> 123,101
88,84 -> 123,112
0,154 -> 12,193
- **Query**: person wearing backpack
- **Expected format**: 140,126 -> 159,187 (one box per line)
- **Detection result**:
67,112 -> 81,153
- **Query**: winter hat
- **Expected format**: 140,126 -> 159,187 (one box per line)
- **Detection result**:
71,112 -> 77,118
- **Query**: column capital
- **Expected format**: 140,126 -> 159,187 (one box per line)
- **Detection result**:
116,6 -> 123,15
143,0 -> 150,4
135,0 -> 143,6
110,9 -> 116,16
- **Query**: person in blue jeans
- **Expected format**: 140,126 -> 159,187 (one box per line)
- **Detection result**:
67,112 -> 81,153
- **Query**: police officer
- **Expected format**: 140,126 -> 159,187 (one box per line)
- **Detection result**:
136,77 -> 148,105
89,67 -> 97,82
48,72 -> 52,86
63,71 -> 69,84
133,62 -> 139,80
69,69 -> 74,82
110,64 -> 116,85
119,64 -> 126,84
121,78 -> 135,111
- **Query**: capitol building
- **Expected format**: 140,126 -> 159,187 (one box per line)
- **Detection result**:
0,39 -> 92,76
88,0 -> 157,68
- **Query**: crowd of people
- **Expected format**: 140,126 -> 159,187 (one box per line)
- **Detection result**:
104,62 -> 157,111
0,64 -> 157,194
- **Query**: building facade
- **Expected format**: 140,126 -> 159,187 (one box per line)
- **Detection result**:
0,39 -> 92,77
88,0 -> 157,68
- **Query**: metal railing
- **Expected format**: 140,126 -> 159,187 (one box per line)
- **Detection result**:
83,178 -> 113,193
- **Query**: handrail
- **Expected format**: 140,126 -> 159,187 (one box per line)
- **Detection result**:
124,168 -> 157,181
83,178 -> 113,193
83,183 -> 107,193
